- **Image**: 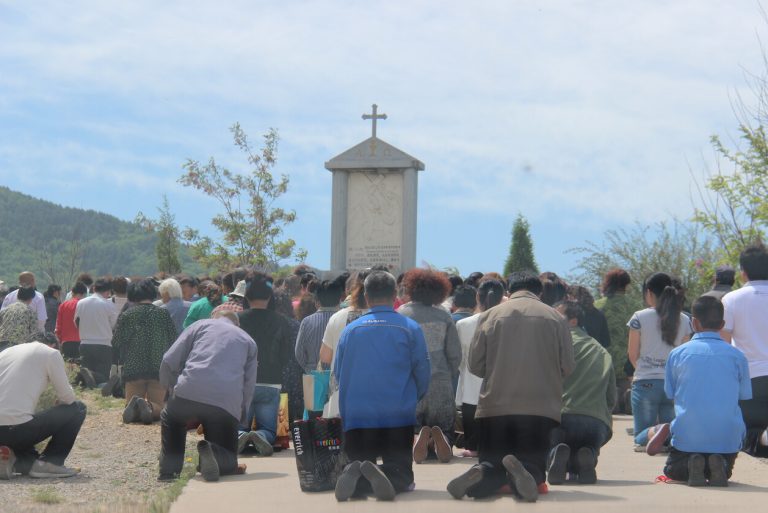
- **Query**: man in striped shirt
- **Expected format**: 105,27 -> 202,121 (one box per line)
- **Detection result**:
294,275 -> 346,373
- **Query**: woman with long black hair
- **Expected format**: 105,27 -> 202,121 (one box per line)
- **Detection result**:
628,272 -> 692,449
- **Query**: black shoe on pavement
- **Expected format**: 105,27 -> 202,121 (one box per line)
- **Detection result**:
576,447 -> 597,484
197,440 -> 220,482
547,443 -> 570,485
360,460 -> 396,501
707,454 -> 729,487
447,464 -> 484,499
687,453 -> 706,487
335,461 -> 362,502
502,454 -> 538,502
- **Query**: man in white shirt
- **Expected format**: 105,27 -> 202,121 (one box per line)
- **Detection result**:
0,341 -> 87,479
722,243 -> 768,456
75,278 -> 118,385
0,272 -> 47,332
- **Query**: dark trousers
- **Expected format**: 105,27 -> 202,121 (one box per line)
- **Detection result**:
461,403 -> 478,451
79,344 -> 112,383
552,414 -> 612,471
467,415 -> 557,498
61,341 -> 80,360
160,395 -> 239,476
664,448 -> 738,481
344,426 -> 414,494
740,375 -> 768,456
0,401 -> 87,474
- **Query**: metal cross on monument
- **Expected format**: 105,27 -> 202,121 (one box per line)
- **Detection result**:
362,104 -> 387,138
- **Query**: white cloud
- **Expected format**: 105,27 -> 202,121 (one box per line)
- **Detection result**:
0,0 -> 765,272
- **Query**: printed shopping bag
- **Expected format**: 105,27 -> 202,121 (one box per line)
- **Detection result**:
291,417 -> 347,492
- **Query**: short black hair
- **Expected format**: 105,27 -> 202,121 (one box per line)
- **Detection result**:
17,286 -> 35,302
447,275 -> 464,295
221,272 -> 236,292
300,272 -> 317,288
312,275 -> 346,308
453,284 -> 477,309
555,299 -> 583,323
176,274 -> 198,287
127,279 -> 158,303
44,284 -> 61,298
465,272 -> 484,289
507,271 -> 543,296
691,295 -> 724,330
245,271 -> 274,301
71,282 -> 88,296
740,243 -> 768,281
540,272 -> 568,306
364,271 -> 397,303
714,266 -> 736,286
92,278 -> 112,294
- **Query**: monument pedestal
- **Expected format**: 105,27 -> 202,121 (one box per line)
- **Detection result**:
326,127 -> 424,274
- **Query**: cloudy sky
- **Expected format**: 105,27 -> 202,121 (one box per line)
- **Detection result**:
0,1 -> 764,276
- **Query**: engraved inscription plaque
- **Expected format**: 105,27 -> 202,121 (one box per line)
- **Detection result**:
346,171 -> 403,270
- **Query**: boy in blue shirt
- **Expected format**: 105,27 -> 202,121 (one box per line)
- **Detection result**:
651,295 -> 752,486
333,271 -> 431,501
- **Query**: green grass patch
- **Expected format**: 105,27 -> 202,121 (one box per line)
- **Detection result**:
148,453 -> 198,513
31,486 -> 63,504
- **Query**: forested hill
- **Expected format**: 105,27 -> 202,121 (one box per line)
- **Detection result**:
0,186 -> 199,287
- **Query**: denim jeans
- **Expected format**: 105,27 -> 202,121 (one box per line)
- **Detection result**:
551,414 -> 612,472
632,379 -> 674,445
244,385 -> 280,444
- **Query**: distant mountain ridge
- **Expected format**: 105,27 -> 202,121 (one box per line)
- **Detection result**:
0,186 -> 199,287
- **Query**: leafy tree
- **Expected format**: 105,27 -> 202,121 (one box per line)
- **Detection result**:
569,219 -> 716,303
178,123 -> 306,272
136,195 -> 182,274
692,30 -> 768,263
693,123 -> 768,266
503,214 -> 538,276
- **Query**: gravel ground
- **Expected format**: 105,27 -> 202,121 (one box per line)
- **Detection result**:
0,389 -> 199,513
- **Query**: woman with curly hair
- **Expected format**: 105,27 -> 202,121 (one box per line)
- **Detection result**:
398,269 -> 461,463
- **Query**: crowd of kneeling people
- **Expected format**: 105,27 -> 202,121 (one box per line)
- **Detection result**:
1,243 -> 767,502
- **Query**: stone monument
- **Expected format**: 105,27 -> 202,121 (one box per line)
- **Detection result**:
325,104 -> 425,274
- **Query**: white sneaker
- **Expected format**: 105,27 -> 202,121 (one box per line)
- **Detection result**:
0,446 -> 15,480
29,460 -> 79,478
